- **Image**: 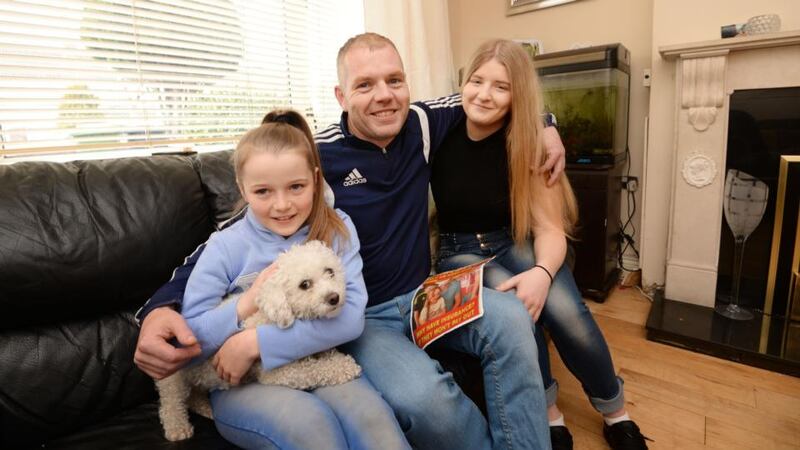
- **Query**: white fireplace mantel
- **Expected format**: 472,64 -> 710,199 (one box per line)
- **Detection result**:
659,30 -> 800,307
660,30 -> 800,59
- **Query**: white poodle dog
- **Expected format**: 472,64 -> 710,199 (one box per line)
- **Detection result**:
155,240 -> 362,441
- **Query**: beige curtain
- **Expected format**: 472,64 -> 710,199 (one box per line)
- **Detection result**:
363,0 -> 457,101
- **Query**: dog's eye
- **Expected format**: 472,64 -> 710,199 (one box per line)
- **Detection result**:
299,279 -> 312,290
324,268 -> 334,277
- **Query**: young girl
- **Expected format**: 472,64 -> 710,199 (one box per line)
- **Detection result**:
420,285 -> 446,324
180,109 -> 409,450
430,40 -> 649,450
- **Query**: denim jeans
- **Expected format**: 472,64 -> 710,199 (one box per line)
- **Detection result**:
210,376 -> 409,450
437,229 -> 625,415
340,289 -> 551,450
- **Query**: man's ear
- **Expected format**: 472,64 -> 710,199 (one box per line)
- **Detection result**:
334,85 -> 347,110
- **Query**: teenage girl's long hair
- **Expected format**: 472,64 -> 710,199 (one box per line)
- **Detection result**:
462,39 -> 578,243
232,109 -> 348,247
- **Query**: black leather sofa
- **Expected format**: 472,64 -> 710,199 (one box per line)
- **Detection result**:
0,151 -> 242,449
0,150 -> 484,449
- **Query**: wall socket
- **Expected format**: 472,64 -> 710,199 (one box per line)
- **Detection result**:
621,176 -> 639,192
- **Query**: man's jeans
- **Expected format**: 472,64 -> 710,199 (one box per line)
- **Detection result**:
438,229 -> 625,414
341,288 -> 551,450
210,377 -> 410,450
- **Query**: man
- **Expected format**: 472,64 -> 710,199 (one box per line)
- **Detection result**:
135,33 -> 567,450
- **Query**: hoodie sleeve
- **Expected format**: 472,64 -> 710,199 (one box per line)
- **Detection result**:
180,234 -> 242,363
255,211 -> 367,370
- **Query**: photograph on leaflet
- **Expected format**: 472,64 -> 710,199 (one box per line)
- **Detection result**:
411,257 -> 492,349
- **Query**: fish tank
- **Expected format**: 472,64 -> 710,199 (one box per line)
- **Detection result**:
535,44 -> 630,167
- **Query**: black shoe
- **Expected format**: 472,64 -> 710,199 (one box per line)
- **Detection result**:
550,425 -> 573,450
603,420 -> 651,450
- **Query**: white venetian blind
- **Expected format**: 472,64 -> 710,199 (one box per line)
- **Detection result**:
0,0 -> 363,159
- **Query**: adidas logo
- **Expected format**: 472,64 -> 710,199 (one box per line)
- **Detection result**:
343,168 -> 367,187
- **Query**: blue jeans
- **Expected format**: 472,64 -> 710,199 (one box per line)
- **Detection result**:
437,229 -> 625,415
210,377 -> 410,450
340,289 -> 551,450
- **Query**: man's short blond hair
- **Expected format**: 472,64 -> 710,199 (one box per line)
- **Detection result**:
336,32 -> 401,86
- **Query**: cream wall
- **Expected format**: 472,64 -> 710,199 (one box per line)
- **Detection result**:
448,0 -> 654,268
642,0 -> 800,289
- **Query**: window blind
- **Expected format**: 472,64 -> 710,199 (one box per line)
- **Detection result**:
0,0 -> 364,159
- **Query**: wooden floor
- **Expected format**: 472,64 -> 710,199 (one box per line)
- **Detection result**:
552,285 -> 800,449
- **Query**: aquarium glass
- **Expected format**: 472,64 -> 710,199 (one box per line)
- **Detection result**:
540,68 -> 629,164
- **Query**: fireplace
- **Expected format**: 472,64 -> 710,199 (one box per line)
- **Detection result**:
646,31 -> 800,376
716,87 -> 800,316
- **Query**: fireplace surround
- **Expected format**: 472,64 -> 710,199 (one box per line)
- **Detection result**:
647,30 -> 800,376
659,30 -> 800,307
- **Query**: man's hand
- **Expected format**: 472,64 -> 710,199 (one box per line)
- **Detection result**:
496,267 -> 552,321
134,307 -> 201,379
213,329 -> 259,386
540,126 -> 566,186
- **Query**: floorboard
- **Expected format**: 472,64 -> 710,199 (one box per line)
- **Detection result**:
549,285 -> 800,449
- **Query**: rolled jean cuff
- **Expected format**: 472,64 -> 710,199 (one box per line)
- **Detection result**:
544,380 -> 559,407
589,377 -> 625,415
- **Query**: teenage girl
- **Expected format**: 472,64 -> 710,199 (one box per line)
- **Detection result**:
430,40 -> 649,450
180,109 -> 409,450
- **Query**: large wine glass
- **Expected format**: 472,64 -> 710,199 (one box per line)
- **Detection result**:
716,169 -> 769,320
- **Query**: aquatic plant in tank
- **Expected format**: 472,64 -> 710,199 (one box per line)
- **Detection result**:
539,68 -> 628,165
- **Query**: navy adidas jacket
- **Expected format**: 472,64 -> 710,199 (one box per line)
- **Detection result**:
136,94 -> 464,321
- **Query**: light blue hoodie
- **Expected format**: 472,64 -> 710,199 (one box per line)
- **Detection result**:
181,207 -> 366,370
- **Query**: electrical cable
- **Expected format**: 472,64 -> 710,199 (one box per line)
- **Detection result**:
618,144 -> 640,272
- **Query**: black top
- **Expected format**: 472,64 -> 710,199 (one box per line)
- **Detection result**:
430,118 -> 511,233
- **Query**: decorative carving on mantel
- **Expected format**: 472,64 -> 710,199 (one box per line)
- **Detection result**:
682,151 -> 717,188
680,52 -> 727,131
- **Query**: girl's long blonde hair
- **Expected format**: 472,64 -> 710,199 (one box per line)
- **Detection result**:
462,39 -> 578,243
233,109 -> 348,247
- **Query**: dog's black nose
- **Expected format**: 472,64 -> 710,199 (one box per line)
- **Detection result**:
326,293 -> 340,306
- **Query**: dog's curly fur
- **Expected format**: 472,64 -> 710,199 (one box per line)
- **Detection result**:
155,240 -> 362,441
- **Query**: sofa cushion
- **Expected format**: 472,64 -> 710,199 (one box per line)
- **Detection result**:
0,155 -> 216,329
0,311 -> 155,448
194,150 -> 242,224
40,403 -> 237,450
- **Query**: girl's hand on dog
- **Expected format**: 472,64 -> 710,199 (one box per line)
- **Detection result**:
237,263 -> 279,320
213,329 -> 259,385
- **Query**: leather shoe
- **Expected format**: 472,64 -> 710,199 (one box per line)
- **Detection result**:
603,420 -> 651,450
550,425 -> 573,450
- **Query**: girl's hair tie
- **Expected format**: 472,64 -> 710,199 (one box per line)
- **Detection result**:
534,264 -> 553,284
262,109 -> 305,129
